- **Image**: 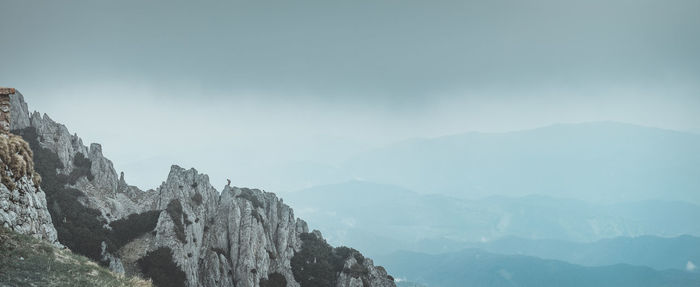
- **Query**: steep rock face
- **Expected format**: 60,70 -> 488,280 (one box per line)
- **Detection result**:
9,92 -> 396,287
361,259 -> 395,287
0,134 -> 58,244
119,166 -> 309,287
202,184 -> 307,287
11,92 -> 140,222
9,91 -> 31,131
0,176 -> 57,244
150,166 -> 219,285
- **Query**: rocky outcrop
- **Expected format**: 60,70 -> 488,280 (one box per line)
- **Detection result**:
335,256 -> 394,287
8,91 -> 396,287
202,183 -> 305,287
0,134 -> 58,244
9,91 -> 30,132
0,177 -> 57,244
115,166 -> 312,287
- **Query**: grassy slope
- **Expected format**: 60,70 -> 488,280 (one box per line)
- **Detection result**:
0,227 -> 152,287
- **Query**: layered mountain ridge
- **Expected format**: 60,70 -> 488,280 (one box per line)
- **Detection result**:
381,249 -> 700,287
287,180 -> 700,258
2,91 -> 395,287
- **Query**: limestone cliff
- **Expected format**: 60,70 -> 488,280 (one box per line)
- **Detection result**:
8,91 -> 396,287
0,133 -> 58,244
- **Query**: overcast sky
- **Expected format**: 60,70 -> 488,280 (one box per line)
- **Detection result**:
1,0 -> 699,189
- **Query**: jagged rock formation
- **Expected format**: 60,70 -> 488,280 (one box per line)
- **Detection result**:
7,91 -> 396,287
337,257 -> 395,287
0,133 -> 58,244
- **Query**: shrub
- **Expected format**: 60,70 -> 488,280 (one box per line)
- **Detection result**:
166,199 -> 188,243
345,263 -> 369,278
67,152 -> 94,184
0,133 -> 41,189
332,246 -> 368,278
260,272 -> 287,287
73,152 -> 91,168
291,233 -> 337,287
137,247 -> 186,287
333,246 -> 365,267
292,233 -> 371,287
13,128 -> 109,264
51,187 -> 109,262
107,210 -> 161,252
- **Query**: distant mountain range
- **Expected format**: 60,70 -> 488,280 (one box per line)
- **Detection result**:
379,249 -> 700,287
340,122 -> 700,203
279,122 -> 700,286
460,235 -> 700,271
284,181 -> 700,257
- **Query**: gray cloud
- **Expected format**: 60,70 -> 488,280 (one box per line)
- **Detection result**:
3,0 -> 699,99
1,0 -> 699,188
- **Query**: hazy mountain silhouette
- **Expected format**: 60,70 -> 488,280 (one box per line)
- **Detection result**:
342,122 -> 700,203
285,181 -> 700,257
379,249 -> 700,287
460,235 -> 700,271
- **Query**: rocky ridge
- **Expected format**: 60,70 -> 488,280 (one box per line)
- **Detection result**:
0,134 -> 58,244
7,91 -> 395,287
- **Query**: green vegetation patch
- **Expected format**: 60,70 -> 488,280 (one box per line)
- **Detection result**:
13,128 -> 110,264
107,210 -> 161,252
334,246 -> 366,266
291,233 -> 370,287
260,272 -> 288,287
68,152 -> 94,184
137,247 -> 187,287
0,226 -> 152,287
166,199 -> 188,243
